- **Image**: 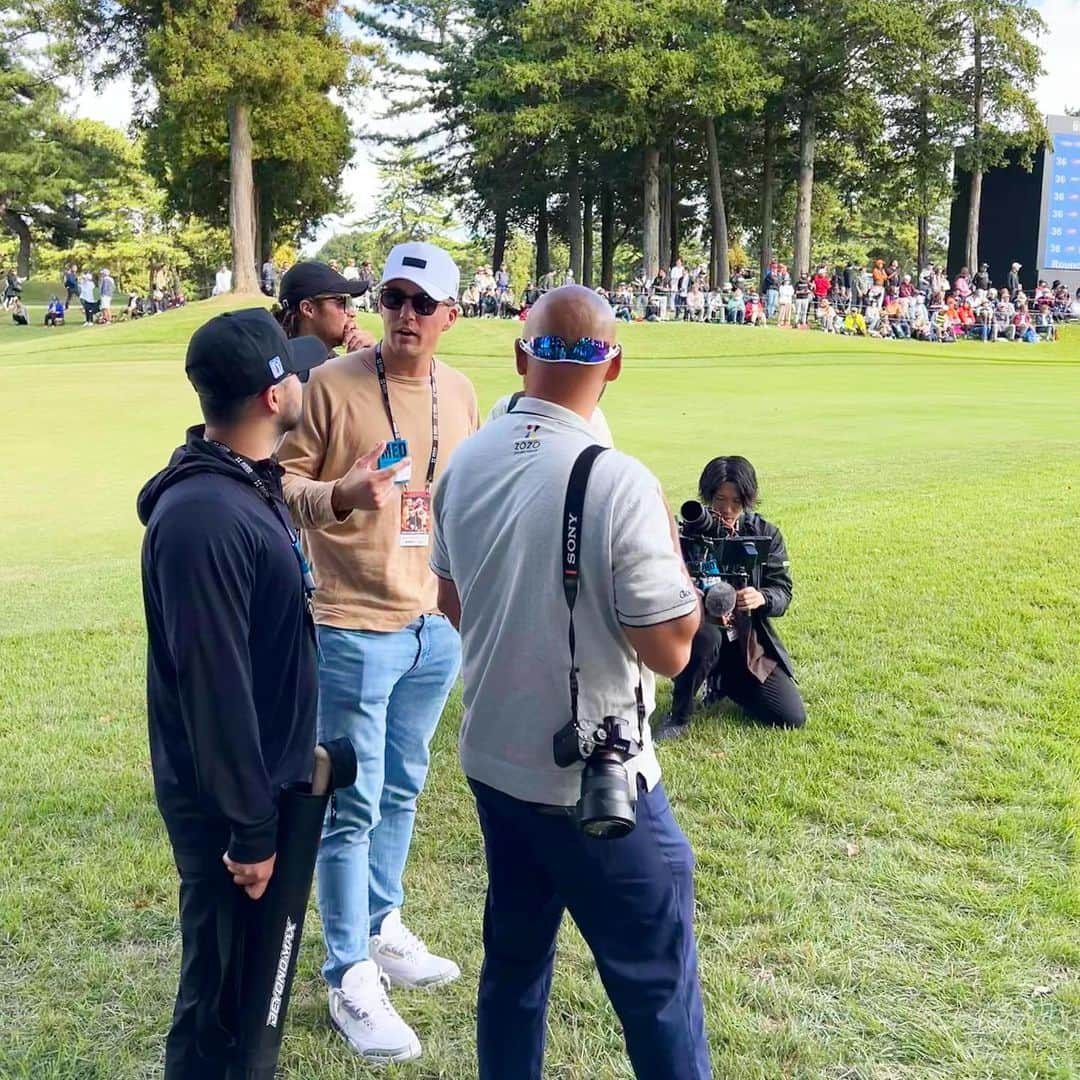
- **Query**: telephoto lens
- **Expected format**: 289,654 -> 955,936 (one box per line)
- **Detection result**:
680,500 -> 724,537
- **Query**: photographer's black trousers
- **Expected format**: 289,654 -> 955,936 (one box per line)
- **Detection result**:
469,777 -> 711,1080
164,847 -> 275,1080
671,623 -> 806,729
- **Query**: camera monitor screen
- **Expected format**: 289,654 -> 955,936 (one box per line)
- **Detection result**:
716,536 -> 772,566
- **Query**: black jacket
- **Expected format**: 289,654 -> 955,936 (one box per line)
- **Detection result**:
734,510 -> 796,678
138,427 -> 318,863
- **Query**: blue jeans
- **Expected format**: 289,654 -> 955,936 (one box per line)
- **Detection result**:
766,287 -> 779,319
470,778 -> 711,1080
316,616 -> 461,986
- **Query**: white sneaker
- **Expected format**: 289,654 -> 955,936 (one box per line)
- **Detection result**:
370,909 -> 461,990
328,960 -> 422,1065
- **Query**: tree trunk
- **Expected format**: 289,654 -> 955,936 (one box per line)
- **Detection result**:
253,182 -> 262,275
669,163 -> 680,266
228,101 -> 258,294
966,170 -> 982,273
582,190 -> 594,287
659,156 -> 671,271
642,146 -> 661,279
1,208 -> 31,278
760,112 -> 776,274
492,205 -> 508,271
793,97 -> 816,277
915,84 -> 929,274
567,154 -> 583,282
600,182 -> 615,291
535,200 -> 550,280
965,27 -> 984,272
705,118 -> 730,289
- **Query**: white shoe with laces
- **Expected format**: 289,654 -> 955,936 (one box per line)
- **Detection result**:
328,959 -> 422,1064
370,909 -> 461,990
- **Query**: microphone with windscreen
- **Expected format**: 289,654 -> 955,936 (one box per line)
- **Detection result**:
704,580 -> 736,620
704,580 -> 738,642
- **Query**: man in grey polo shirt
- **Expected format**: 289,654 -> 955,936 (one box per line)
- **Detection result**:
431,286 -> 710,1079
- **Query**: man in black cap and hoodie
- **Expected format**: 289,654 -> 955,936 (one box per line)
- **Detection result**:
138,308 -> 387,1078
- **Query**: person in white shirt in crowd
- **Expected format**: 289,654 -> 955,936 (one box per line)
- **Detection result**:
343,258 -> 360,281
669,257 -> 685,297
909,295 -> 932,340
212,264 -> 233,296
78,271 -> 98,326
706,286 -> 724,322
777,277 -> 795,328
430,284 -> 709,1080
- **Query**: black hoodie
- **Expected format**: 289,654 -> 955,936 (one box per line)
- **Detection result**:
138,427 -> 318,863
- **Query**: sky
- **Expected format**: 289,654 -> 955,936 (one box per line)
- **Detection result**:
69,0 -> 1080,254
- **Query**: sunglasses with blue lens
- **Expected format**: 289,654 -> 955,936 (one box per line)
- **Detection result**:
518,335 -> 619,364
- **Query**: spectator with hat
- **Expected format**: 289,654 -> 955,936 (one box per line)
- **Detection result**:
277,241 -> 479,1065
137,308 -> 327,1078
276,260 -> 376,354
99,269 -> 116,324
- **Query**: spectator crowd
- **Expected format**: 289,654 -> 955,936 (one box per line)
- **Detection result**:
8,252 -> 1076,346
448,257 -> 1076,345
4,263 -> 189,328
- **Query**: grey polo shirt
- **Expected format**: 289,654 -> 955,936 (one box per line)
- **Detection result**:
431,396 -> 698,806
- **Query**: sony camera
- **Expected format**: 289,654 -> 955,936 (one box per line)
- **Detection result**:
552,714 -> 642,839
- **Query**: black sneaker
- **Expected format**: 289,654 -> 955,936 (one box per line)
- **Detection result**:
653,715 -> 691,742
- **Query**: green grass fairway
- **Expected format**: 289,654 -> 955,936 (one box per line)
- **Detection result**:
2,301 -> 1078,1079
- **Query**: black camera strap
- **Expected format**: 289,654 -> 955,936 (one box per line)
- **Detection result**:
561,445 -> 646,731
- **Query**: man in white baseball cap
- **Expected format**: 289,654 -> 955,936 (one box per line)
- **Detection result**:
380,240 -> 460,301
277,241 -> 477,1065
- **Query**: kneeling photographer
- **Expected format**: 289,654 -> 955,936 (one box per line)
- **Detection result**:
655,456 -> 806,740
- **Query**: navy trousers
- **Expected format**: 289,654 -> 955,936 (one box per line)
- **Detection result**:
469,777 -> 711,1080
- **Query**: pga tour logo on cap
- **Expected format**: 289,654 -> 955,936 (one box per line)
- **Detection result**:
268,355 -> 285,379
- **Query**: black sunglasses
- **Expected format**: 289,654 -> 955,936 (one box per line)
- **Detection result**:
379,286 -> 442,317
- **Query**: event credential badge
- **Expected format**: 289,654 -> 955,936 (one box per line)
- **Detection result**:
400,490 -> 431,547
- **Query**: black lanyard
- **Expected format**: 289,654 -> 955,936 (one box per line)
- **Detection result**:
562,445 -> 645,732
373,342 -> 439,489
206,439 -> 316,598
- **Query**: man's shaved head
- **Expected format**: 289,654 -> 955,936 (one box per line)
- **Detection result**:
523,284 -> 617,345
515,285 -> 622,418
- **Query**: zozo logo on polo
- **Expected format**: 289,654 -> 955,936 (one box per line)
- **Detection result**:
514,423 -> 542,454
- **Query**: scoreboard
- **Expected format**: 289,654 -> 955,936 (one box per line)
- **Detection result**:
950,115 -> 1080,292
1043,132 -> 1080,271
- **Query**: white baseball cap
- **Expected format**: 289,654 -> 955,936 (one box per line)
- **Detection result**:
380,241 -> 460,301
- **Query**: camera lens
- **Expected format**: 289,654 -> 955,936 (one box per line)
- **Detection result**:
679,500 -> 723,538
576,757 -> 636,839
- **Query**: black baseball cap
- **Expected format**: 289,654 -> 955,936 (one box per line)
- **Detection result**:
279,260 -> 369,308
185,308 -> 329,400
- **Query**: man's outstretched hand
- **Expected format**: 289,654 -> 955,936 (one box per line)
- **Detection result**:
331,442 -> 410,516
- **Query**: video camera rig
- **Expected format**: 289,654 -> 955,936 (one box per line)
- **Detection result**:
677,500 -> 772,592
